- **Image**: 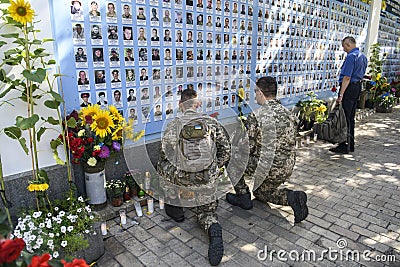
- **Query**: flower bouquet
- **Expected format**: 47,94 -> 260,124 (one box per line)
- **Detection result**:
105,179 -> 125,206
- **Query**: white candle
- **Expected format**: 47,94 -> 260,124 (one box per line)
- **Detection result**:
101,222 -> 107,235
306,136 -> 310,145
134,201 -> 143,217
159,196 -> 165,210
313,133 -> 318,142
119,210 -> 127,225
147,198 -> 154,214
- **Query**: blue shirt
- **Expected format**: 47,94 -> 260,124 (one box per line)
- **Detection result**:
339,48 -> 367,83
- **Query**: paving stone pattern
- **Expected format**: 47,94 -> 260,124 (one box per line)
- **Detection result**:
95,107 -> 400,267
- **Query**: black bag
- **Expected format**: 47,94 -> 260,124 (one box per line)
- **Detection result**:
313,104 -> 347,144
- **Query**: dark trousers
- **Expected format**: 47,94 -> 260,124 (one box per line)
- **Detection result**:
341,83 -> 361,149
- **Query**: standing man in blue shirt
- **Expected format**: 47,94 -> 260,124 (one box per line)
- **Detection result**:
330,36 -> 367,154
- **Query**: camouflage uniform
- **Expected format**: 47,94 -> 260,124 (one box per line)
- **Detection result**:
157,109 -> 231,232
234,99 -> 297,205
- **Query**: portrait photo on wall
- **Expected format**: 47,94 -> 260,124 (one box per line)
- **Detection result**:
77,70 -> 89,88
124,48 -> 134,64
80,92 -> 91,107
94,69 -> 106,85
121,4 -> 133,20
127,88 -> 137,105
72,23 -> 85,44
71,0 -> 83,20
112,89 -> 123,108
90,24 -> 102,45
74,47 -> 88,68
88,1 -> 100,21
96,91 -> 108,109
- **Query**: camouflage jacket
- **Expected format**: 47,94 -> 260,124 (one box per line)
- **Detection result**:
157,109 -> 231,187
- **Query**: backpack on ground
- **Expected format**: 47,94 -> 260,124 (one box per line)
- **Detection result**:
313,104 -> 348,144
175,113 -> 217,173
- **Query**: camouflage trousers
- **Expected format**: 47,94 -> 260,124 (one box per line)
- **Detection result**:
234,158 -> 295,206
192,201 -> 219,233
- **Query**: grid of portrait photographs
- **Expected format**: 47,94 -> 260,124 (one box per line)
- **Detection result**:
378,12 -> 400,82
68,0 -> 374,134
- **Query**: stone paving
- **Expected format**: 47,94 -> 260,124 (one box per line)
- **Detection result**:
95,106 -> 400,267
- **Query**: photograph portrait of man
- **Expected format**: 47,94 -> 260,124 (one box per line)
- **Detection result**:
75,47 -> 87,62
94,70 -> 106,84
123,26 -> 133,40
91,24 -> 102,39
109,48 -> 119,61
122,4 -> 132,19
106,2 -> 116,17
124,48 -> 134,61
77,70 -> 89,85
80,92 -> 91,107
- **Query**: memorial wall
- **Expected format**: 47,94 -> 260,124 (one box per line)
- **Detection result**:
51,0 -> 373,137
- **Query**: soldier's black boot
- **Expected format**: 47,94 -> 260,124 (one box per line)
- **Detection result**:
165,204 -> 185,222
226,192 -> 253,210
208,223 -> 224,266
287,190 -> 309,223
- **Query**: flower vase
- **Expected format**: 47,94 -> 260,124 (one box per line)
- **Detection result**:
111,196 -> 123,207
83,162 -> 107,207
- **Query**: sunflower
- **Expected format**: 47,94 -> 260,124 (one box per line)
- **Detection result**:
316,105 -> 327,113
8,0 -> 35,25
80,105 -> 101,125
238,88 -> 245,100
90,110 -> 115,138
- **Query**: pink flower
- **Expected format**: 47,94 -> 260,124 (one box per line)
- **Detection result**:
99,145 -> 110,158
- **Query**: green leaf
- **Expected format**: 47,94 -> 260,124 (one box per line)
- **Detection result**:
49,91 -> 64,103
37,127 -> 46,141
0,86 -> 12,99
0,33 -> 19,38
44,99 -> 60,109
16,114 -> 39,130
67,117 -> 77,128
42,38 -> 54,42
22,68 -> 46,83
13,38 -> 26,46
0,68 -> 7,82
4,126 -> 22,139
45,116 -> 60,125
33,48 -> 45,55
32,39 -> 42,45
52,151 -> 66,166
47,59 -> 56,65
37,169 -> 49,183
0,40 -> 7,47
50,138 -> 62,150
18,137 -> 29,154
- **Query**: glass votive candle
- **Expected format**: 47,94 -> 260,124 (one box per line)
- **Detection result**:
306,136 -> 310,145
134,201 -> 143,217
119,209 -> 127,225
147,198 -> 154,214
159,196 -> 165,210
313,133 -> 318,142
101,222 -> 107,235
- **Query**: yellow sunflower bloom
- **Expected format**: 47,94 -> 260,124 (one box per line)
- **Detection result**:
80,105 -> 101,124
376,73 -> 381,81
112,125 -> 123,140
238,88 -> 245,100
90,109 -> 115,138
8,0 -> 34,25
27,183 -> 49,192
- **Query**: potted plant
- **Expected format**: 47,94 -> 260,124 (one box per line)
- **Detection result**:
296,92 -> 326,130
105,179 -> 125,207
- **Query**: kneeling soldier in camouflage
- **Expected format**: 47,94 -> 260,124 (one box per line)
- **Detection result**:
226,77 -> 309,223
157,89 -> 231,265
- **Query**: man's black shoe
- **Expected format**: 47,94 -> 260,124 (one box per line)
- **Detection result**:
287,190 -> 309,223
329,145 -> 349,154
208,223 -> 224,266
226,192 -> 253,210
165,204 -> 185,222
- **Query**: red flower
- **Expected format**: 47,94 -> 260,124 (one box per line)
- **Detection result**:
331,86 -> 337,92
61,258 -> 90,267
0,238 -> 25,264
87,137 -> 94,143
28,253 -> 51,267
84,115 -> 93,125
